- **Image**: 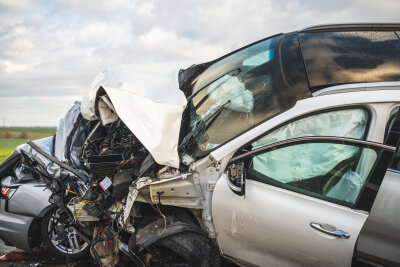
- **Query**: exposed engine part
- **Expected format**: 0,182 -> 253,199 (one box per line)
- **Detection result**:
112,169 -> 134,199
12,94 -> 194,266
80,119 -> 147,183
68,198 -> 100,222
87,154 -> 123,180
81,119 -> 145,162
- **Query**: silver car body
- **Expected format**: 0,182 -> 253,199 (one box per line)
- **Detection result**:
0,183 -> 51,251
209,85 -> 400,266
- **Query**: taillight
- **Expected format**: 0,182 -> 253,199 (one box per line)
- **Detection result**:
1,187 -> 10,195
1,187 -> 16,198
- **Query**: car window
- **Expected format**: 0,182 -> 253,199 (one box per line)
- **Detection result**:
252,108 -> 369,149
386,106 -> 400,170
384,106 -> 399,143
181,35 -> 296,159
299,31 -> 400,92
247,142 -> 377,206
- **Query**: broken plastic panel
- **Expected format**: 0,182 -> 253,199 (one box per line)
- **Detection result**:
0,252 -> 30,262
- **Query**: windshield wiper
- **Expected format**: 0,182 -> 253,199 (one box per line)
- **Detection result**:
179,100 -> 231,151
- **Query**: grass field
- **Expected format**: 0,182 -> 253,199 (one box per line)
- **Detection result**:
0,127 -> 56,163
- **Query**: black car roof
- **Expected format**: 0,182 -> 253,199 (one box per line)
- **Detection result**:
299,24 -> 400,92
300,23 -> 400,33
179,23 -> 400,98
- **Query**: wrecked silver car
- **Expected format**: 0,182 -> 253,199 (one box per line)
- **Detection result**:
1,23 -> 400,267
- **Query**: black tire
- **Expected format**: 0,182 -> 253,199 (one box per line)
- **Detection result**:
41,209 -> 90,260
131,216 -> 221,267
157,232 -> 221,267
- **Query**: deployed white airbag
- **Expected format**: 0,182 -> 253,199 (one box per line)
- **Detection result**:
207,75 -> 254,113
81,69 -> 187,168
326,170 -> 362,203
251,108 -> 368,182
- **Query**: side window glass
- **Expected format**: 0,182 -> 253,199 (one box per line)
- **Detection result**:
252,108 -> 368,149
247,142 -> 377,206
384,106 -> 399,143
386,107 -> 400,170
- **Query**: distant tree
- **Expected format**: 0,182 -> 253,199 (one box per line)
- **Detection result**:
18,131 -> 28,139
3,131 -> 12,138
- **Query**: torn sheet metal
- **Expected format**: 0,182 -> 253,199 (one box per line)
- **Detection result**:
16,138 -> 80,181
81,69 -> 187,168
119,173 -> 190,227
17,142 -> 63,180
54,101 -> 81,162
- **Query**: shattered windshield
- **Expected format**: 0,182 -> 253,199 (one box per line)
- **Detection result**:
181,34 -> 296,159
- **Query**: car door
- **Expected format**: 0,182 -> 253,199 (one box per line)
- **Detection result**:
212,136 -> 395,267
356,106 -> 400,266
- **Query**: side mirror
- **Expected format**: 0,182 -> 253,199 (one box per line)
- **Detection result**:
227,162 -> 246,196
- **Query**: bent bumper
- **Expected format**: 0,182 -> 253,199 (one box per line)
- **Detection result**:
0,199 -> 33,251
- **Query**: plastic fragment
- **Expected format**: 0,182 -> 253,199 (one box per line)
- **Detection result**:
0,252 -> 30,262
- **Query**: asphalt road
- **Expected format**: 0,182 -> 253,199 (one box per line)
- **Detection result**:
0,239 -> 238,266
0,240 -> 94,267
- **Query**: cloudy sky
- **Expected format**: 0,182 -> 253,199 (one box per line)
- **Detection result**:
0,0 -> 399,126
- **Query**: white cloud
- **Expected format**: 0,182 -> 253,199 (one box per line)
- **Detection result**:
137,1 -> 154,17
0,59 -> 29,74
78,22 -> 114,45
138,28 -> 224,61
0,0 -> 399,126
0,0 -> 30,10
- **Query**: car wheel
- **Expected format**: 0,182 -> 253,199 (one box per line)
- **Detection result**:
41,209 -> 90,259
132,217 -> 221,267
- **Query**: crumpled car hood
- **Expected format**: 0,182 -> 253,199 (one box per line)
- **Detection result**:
81,69 -> 187,168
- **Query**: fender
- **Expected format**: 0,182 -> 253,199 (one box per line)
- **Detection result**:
7,182 -> 54,218
132,216 -> 206,250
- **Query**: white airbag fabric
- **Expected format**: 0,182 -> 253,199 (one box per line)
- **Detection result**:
81,69 -> 187,168
251,109 -> 368,182
207,75 -> 254,113
252,143 -> 359,183
252,109 -> 368,149
326,170 -> 362,203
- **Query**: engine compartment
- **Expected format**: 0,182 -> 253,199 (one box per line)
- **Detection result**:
3,71 -> 208,266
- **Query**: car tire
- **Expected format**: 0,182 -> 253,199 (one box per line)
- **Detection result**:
131,216 -> 221,267
41,209 -> 90,260
157,231 -> 221,267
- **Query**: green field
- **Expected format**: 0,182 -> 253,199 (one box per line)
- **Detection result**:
0,127 -> 56,163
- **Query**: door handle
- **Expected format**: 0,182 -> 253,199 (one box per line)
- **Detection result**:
310,222 -> 350,239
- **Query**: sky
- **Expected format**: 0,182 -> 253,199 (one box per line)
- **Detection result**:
0,0 -> 399,126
